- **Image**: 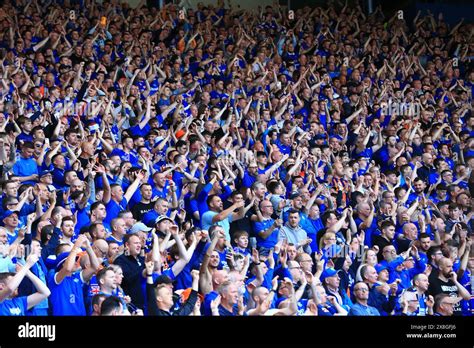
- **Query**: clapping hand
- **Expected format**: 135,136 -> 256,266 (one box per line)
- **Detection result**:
210,295 -> 221,312
145,261 -> 154,275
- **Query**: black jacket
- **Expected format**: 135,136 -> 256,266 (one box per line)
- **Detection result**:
147,283 -> 198,316
114,254 -> 146,309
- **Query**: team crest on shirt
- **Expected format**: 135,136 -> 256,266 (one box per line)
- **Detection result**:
10,307 -> 21,315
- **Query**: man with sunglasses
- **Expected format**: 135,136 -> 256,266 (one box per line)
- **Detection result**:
349,281 -> 380,316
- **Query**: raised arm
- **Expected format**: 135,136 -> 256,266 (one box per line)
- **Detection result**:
81,238 -> 101,282
212,201 -> 241,224
359,200 -> 374,230
0,254 -> 36,302
327,209 -> 349,233
25,269 -> 51,310
199,230 -> 222,295
450,271 -> 471,301
55,235 -> 86,284
124,171 -> 145,203
274,279 -> 297,315
170,225 -> 197,277
97,165 -> 111,204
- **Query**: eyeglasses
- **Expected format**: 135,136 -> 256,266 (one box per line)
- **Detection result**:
289,266 -> 302,270
383,250 -> 397,254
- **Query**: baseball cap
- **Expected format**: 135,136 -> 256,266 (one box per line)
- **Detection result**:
320,268 -> 338,282
153,274 -> 173,287
155,215 -> 173,225
39,170 -> 53,178
45,254 -> 58,269
53,252 -> 70,271
289,192 -> 301,200
375,263 -> 388,273
52,252 -> 80,272
2,210 -> 19,222
130,222 -> 152,234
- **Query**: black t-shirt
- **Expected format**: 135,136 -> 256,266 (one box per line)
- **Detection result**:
78,156 -> 91,171
372,235 -> 393,260
316,227 -> 328,247
427,276 -> 462,315
132,201 -> 155,220
428,266 -> 440,283
225,200 -> 256,239
396,238 -> 412,254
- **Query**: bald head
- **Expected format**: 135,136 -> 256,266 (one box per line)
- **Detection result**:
288,260 -> 299,269
212,269 -> 229,287
402,223 -> 418,240
438,257 -> 454,278
252,286 -> 269,303
54,206 -> 72,217
93,238 -> 108,251
422,153 -> 433,162
92,238 -> 108,258
70,179 -> 84,192
438,257 -> 452,267
413,273 -> 429,292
